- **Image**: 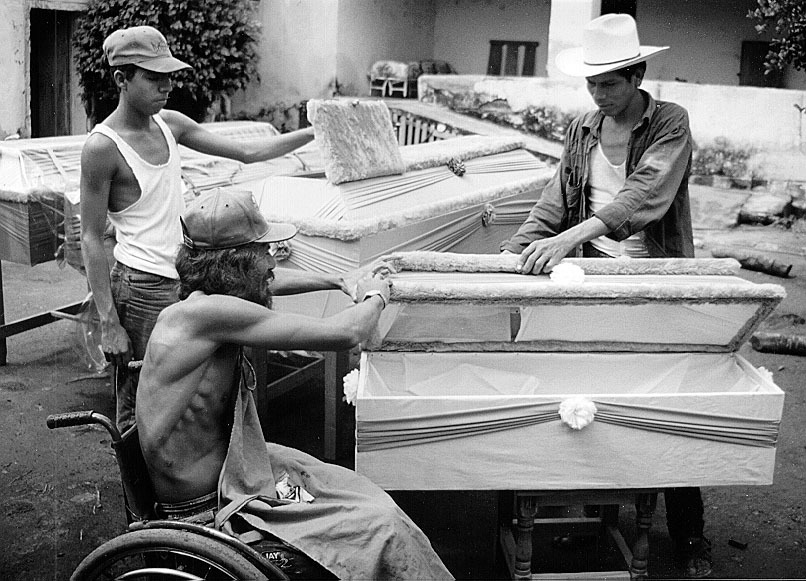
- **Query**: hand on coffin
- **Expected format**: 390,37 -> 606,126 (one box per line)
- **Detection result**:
354,275 -> 391,309
517,217 -> 610,274
339,259 -> 397,300
517,234 -> 577,275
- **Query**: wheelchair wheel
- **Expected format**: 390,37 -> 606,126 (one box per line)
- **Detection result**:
71,528 -> 281,581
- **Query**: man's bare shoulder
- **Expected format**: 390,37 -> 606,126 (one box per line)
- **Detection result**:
81,130 -> 118,159
158,109 -> 199,140
160,292 -> 274,330
80,131 -> 122,186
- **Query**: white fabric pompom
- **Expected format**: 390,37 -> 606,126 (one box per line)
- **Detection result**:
550,262 -> 585,284
343,368 -> 360,405
757,366 -> 774,384
558,397 -> 597,430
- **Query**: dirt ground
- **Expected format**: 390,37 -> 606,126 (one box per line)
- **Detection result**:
1,223 -> 805,581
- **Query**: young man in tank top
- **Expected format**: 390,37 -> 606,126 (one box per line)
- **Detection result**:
500,14 -> 710,579
80,26 -> 316,431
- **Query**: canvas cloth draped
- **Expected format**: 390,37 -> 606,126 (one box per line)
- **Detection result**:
356,399 -> 779,452
215,355 -> 453,580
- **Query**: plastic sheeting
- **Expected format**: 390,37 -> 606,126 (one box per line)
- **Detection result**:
0,121 -> 310,267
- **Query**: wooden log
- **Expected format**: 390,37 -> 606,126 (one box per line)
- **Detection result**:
710,245 -> 793,278
750,332 -> 806,356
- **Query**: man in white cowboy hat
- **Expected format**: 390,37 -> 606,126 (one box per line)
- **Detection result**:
80,25 -> 316,432
501,13 -> 711,579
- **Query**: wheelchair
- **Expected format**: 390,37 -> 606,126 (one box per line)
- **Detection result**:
47,407 -> 333,580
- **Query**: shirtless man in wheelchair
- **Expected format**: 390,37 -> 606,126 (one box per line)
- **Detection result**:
52,189 -> 452,580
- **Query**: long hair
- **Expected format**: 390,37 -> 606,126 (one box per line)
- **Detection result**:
175,242 -> 274,307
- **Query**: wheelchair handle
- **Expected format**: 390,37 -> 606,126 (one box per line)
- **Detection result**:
46,410 -> 120,440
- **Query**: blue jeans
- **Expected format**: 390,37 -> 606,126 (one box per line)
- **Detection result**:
110,263 -> 178,431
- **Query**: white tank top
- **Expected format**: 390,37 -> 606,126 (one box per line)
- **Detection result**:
588,142 -> 649,258
92,115 -> 185,279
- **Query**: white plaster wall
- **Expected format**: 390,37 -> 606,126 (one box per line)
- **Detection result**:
230,0 -> 339,116
545,0 -> 599,80
0,0 -> 88,138
336,0 -> 436,97
0,0 -> 30,138
69,14 -> 89,133
638,0 -> 806,91
433,0 -> 551,77
646,81 -> 806,151
419,74 -> 806,152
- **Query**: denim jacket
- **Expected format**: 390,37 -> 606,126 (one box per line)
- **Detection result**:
501,91 -> 694,258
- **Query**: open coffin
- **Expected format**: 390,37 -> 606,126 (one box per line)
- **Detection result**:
354,252 -> 786,490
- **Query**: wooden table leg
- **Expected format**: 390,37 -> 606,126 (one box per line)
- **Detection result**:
0,261 -> 6,365
323,350 -> 352,462
629,493 -> 657,580
514,494 -> 537,580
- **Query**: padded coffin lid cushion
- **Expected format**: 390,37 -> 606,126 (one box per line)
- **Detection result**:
371,252 -> 787,353
309,99 -> 405,185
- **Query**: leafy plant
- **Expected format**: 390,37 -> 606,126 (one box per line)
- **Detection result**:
458,104 -> 575,143
692,137 -> 755,178
73,0 -> 260,124
748,0 -> 806,75
519,106 -> 576,142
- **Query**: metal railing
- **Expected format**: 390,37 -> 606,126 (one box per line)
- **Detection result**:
389,109 -> 466,146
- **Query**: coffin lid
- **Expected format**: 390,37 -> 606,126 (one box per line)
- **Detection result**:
369,252 -> 787,353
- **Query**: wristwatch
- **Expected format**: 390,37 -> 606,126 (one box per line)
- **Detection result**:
361,289 -> 388,308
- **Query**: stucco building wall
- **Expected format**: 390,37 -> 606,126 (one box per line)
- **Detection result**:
0,0 -> 87,138
432,0 -> 552,77
336,0 -> 436,97
230,0 -> 339,118
418,73 -> 806,152
637,0 -> 806,90
0,1 -> 32,138
2,0 -> 805,140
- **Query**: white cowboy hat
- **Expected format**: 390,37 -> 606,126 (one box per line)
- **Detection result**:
555,13 -> 668,77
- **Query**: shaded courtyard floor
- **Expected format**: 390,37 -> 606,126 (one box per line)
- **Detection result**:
1,221 -> 805,580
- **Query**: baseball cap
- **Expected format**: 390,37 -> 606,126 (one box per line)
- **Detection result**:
103,26 -> 192,73
181,189 -> 298,250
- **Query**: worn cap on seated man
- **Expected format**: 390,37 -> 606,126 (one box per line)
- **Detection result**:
180,189 -> 298,250
103,25 -> 192,73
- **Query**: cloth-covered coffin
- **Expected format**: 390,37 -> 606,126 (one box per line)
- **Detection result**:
0,121 -> 315,268
258,135 -> 552,317
353,252 -> 786,491
246,100 -> 553,317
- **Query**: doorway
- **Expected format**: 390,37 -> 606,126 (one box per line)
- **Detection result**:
739,40 -> 783,88
30,9 -> 74,137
